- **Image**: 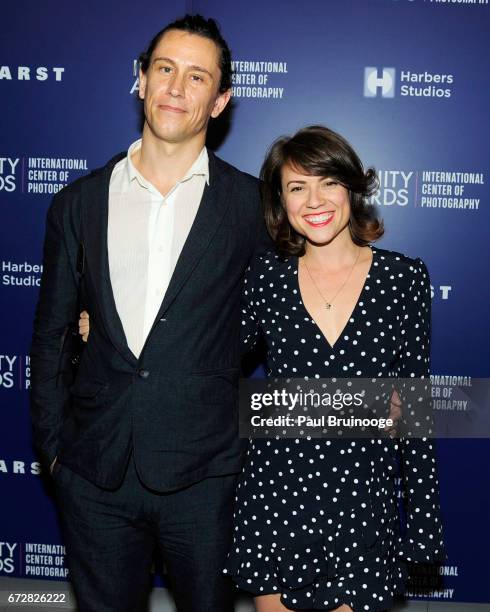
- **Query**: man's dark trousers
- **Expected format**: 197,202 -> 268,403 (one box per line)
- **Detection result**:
54,458 -> 237,612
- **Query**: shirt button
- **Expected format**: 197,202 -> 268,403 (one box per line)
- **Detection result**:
138,369 -> 150,379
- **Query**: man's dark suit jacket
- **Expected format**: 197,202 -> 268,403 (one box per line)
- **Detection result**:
30,150 -> 268,491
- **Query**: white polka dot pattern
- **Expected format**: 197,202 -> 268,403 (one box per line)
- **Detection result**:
224,247 -> 445,611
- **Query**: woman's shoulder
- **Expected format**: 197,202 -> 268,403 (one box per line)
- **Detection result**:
247,250 -> 293,276
244,251 -> 295,295
372,245 -> 429,281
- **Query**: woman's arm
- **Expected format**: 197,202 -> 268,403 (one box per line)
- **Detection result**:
239,255 -> 264,354
395,257 -> 445,563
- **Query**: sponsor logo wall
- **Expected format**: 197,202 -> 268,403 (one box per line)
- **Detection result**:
1,0 -> 488,604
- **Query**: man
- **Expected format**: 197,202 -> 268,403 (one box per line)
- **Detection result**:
31,15 -> 268,612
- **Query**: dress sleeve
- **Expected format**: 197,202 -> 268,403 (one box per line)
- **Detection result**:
395,257 -> 445,563
240,255 -> 262,353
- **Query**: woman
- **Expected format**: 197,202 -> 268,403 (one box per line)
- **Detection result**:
80,125 -> 445,612
222,126 -> 444,612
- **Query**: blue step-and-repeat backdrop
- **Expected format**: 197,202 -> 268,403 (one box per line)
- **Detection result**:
1,0 -> 489,605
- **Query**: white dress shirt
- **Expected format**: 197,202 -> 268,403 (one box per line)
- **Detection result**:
107,139 -> 209,358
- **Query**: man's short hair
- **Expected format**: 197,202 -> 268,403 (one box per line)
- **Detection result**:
138,14 -> 232,93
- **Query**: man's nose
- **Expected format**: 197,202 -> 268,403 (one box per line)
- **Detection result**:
167,72 -> 185,97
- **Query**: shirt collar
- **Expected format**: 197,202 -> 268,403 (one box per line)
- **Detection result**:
125,139 -> 209,190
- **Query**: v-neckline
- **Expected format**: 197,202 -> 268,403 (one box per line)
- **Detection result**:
294,245 -> 376,351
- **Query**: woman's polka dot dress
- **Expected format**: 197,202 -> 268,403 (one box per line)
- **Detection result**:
223,246 -> 445,611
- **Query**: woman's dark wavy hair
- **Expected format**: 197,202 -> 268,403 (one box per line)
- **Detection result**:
261,125 -> 383,258
138,14 -> 232,93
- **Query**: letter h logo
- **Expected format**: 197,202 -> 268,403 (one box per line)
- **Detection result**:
364,67 -> 396,98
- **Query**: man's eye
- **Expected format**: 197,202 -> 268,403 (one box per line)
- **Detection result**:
290,186 -> 303,192
323,180 -> 338,187
159,66 -> 172,73
190,74 -> 203,82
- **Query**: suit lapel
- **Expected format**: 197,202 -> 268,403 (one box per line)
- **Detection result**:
82,151 -> 233,361
81,154 -> 138,367
151,152 -> 233,327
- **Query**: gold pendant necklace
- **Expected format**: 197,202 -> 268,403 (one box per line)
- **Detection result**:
302,247 -> 361,310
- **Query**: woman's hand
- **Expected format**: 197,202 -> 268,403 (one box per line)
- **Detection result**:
79,311 -> 90,342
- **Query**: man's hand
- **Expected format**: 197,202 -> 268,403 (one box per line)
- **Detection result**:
385,389 -> 402,438
79,311 -> 90,342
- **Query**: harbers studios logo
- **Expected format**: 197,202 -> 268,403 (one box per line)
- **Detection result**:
363,66 -> 454,99
364,67 -> 396,98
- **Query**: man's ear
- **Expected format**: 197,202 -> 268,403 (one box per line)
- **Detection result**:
138,68 -> 147,100
211,88 -> 232,119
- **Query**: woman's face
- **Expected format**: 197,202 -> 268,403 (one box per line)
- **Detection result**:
280,162 -> 351,246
